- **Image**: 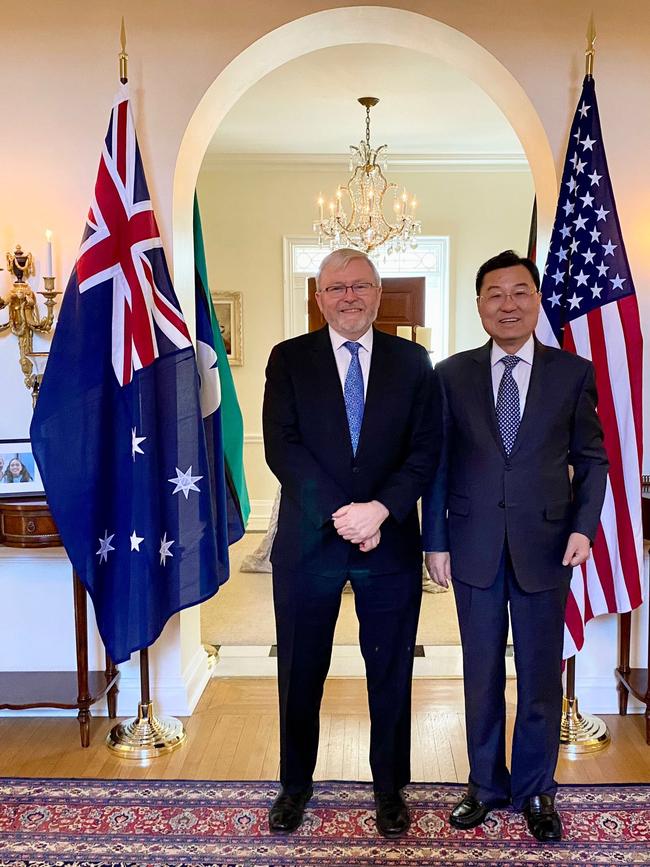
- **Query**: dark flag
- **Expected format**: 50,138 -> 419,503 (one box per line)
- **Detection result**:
527,198 -> 537,263
30,87 -> 220,665
537,75 -> 644,657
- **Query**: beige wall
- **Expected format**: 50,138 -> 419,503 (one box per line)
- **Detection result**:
197,165 -> 534,503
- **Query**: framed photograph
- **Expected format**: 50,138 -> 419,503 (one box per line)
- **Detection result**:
211,291 -> 243,366
0,440 -> 45,497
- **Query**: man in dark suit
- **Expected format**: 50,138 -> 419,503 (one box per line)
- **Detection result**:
423,250 -> 608,842
263,248 -> 438,837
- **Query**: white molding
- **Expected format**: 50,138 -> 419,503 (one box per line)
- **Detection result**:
574,674 -> 645,716
0,546 -> 69,565
202,152 -> 529,173
248,499 -> 274,531
0,647 -> 212,720
244,432 -> 264,444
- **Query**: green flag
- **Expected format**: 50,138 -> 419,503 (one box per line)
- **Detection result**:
194,193 -> 250,538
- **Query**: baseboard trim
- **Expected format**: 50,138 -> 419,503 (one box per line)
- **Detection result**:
247,499 -> 273,531
574,674 -> 645,715
0,647 -> 212,719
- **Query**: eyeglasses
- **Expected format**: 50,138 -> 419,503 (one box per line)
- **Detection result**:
479,287 -> 539,306
319,281 -> 377,297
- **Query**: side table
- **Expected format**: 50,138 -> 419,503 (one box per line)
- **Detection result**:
615,491 -> 650,744
0,497 -> 119,747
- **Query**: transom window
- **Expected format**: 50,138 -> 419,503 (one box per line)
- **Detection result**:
283,237 -> 450,361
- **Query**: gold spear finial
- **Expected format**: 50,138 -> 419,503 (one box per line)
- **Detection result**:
585,13 -> 596,77
119,17 -> 128,84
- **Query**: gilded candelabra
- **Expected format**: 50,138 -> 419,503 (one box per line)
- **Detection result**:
1,245 -> 60,403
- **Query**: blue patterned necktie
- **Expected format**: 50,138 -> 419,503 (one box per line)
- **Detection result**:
495,355 -> 521,454
343,341 -> 364,454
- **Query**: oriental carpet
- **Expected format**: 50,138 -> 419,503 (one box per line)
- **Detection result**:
1,778 -> 649,866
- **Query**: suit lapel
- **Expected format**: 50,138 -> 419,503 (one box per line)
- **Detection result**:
471,341 -> 505,456
507,339 -> 550,459
355,329 -> 396,459
310,326 -> 354,457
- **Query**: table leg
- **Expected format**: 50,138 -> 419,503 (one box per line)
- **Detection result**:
105,653 -> 118,719
617,611 -> 631,715
73,571 -> 92,748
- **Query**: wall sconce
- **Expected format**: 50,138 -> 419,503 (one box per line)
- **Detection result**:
1,244 -> 60,403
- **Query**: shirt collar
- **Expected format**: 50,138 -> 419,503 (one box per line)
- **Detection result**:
491,334 -> 535,367
328,325 -> 373,353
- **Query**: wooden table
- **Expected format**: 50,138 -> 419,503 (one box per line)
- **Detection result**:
0,497 -> 119,747
615,491 -> 650,743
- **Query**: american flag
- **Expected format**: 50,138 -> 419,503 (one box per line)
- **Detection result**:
31,87 -> 221,664
537,74 -> 644,659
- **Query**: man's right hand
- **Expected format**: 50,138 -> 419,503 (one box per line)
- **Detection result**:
425,551 -> 451,588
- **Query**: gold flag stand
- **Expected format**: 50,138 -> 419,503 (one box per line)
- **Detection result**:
559,655 -> 610,756
106,647 -> 186,759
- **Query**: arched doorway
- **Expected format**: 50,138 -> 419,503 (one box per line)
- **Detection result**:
172,6 -> 557,307
174,5 -> 557,665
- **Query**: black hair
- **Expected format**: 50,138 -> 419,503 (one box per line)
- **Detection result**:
475,250 -> 540,296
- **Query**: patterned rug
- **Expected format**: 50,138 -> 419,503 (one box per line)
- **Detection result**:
1,778 -> 649,866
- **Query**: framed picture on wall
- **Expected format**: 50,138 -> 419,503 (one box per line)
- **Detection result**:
0,439 -> 45,497
211,290 -> 243,366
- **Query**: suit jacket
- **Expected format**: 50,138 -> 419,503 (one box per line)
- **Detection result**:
263,326 -> 439,576
422,339 -> 608,592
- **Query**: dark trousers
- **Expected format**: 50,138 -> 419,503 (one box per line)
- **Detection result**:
452,545 -> 570,810
272,565 -> 422,794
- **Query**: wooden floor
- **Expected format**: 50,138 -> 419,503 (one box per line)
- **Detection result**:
1,678 -> 648,783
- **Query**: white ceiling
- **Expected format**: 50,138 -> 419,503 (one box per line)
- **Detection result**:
207,44 -> 526,159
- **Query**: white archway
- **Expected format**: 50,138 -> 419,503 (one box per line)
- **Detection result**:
172,5 -> 557,299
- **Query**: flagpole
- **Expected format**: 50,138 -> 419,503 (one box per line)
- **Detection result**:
104,23 -> 186,758
557,15 -> 611,758
119,16 -> 128,84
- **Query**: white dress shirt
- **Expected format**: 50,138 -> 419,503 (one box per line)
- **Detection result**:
490,335 -> 535,418
328,326 -> 373,397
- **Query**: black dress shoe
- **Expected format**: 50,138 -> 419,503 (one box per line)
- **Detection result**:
374,790 -> 410,838
268,786 -> 313,833
449,794 -> 491,829
523,794 -> 563,842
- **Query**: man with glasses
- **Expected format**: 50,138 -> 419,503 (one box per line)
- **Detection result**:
423,249 -> 607,842
263,247 -> 438,837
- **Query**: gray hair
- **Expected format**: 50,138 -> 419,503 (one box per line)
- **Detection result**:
316,248 -> 381,291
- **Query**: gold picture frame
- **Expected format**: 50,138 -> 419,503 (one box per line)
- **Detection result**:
211,291 -> 243,366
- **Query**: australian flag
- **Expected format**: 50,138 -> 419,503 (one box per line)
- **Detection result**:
30,86 -> 220,665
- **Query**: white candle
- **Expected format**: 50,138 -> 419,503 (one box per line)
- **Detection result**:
396,325 -> 412,341
45,229 -> 53,276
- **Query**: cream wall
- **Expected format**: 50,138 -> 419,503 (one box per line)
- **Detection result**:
197,165 -> 534,505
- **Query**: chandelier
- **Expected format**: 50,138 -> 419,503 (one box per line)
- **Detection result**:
313,97 -> 421,255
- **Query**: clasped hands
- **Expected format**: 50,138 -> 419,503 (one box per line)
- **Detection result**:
425,531 -> 592,589
332,500 -> 389,553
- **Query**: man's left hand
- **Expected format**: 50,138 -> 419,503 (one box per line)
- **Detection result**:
332,500 -> 389,544
562,532 -> 591,567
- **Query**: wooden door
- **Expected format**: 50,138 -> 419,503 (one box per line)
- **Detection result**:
307,276 -> 425,336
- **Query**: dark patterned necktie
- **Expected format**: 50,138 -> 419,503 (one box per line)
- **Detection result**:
343,341 -> 364,454
496,355 -> 521,454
